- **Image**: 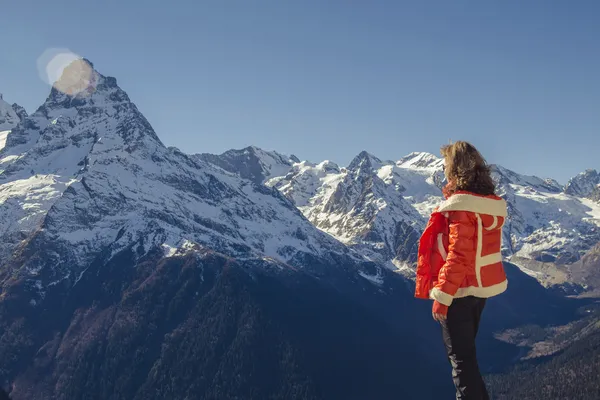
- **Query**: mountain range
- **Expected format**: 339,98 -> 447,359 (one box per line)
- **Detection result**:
206,140 -> 600,292
0,59 -> 598,399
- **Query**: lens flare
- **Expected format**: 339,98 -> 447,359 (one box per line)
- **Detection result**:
37,48 -> 80,85
37,48 -> 98,97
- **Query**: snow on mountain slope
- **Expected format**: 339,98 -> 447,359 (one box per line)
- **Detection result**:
387,152 -> 446,215
0,130 -> 9,151
0,58 -> 163,263
0,94 -> 22,132
194,146 -> 299,184
0,59 -> 371,299
397,151 -> 445,170
493,164 -> 563,194
491,166 -> 600,282
266,159 -> 343,208
499,184 -> 600,285
268,151 -> 436,271
0,94 -> 28,150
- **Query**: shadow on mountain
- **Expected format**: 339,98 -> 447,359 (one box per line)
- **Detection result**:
0,245 -> 451,400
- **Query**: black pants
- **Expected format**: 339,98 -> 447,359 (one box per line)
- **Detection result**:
440,296 -> 489,400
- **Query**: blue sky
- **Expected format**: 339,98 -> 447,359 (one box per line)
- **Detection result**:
1,0 -> 598,183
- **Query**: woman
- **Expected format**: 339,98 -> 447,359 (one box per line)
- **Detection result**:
415,141 -> 508,400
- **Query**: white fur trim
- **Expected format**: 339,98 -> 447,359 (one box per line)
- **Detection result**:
437,233 -> 447,261
430,280 -> 509,306
455,280 -> 508,299
437,194 -> 507,217
429,287 -> 454,306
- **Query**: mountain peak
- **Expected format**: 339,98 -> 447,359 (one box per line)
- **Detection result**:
51,58 -> 99,98
348,151 -> 384,172
0,94 -> 22,132
241,146 -> 300,163
397,152 -> 443,169
565,169 -> 600,198
195,146 -> 298,184
491,164 -> 563,193
1,57 -> 165,182
317,160 -> 340,172
11,103 -> 28,121
22,57 -> 162,149
40,58 -> 125,112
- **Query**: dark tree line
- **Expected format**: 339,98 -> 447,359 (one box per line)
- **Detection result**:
487,322 -> 600,400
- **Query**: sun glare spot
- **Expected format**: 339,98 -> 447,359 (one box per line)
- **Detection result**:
37,48 -> 98,97
37,48 -> 81,85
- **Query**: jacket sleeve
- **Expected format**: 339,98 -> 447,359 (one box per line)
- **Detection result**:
429,211 -> 476,308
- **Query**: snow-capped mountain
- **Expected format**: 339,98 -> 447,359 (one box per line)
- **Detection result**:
207,145 -> 600,288
0,59 -> 383,301
266,151 -> 439,272
397,151 -> 445,170
200,148 -> 437,270
493,165 -> 600,266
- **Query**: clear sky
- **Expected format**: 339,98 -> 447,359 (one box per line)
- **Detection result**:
1,0 -> 598,183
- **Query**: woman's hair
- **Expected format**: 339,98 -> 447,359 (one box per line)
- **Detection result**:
441,141 -> 496,196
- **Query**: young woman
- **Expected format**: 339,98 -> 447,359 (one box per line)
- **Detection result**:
415,141 -> 508,400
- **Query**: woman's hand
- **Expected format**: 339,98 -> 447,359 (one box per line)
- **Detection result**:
432,301 -> 449,322
432,312 -> 447,322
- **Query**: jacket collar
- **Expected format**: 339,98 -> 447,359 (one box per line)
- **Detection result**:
436,191 -> 507,217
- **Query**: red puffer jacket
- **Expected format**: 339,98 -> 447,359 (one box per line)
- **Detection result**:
415,191 -> 508,316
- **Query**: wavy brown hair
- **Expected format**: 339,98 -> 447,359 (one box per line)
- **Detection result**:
441,141 -> 496,196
